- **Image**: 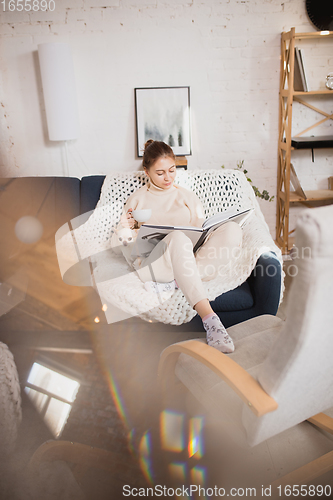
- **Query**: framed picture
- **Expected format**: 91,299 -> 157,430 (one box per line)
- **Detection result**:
135,87 -> 191,158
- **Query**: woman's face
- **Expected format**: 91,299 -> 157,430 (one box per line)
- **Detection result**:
145,156 -> 177,190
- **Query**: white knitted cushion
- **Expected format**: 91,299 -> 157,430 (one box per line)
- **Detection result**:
56,169 -> 282,325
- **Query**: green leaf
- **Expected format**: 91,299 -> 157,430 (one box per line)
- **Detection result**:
222,160 -> 273,202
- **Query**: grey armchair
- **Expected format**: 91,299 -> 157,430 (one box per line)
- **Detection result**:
158,205 -> 333,488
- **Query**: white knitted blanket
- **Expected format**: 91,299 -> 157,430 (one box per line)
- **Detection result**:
56,169 -> 283,325
0,342 -> 22,455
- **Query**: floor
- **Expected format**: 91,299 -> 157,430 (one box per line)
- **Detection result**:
0,199 -> 332,499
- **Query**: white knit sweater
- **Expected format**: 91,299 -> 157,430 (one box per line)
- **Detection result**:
111,180 -> 205,265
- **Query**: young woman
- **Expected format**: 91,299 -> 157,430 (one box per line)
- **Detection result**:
112,140 -> 242,353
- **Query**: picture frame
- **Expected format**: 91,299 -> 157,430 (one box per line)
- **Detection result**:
135,87 -> 191,158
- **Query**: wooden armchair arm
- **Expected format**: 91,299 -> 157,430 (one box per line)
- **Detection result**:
158,340 -> 278,418
307,413 -> 333,434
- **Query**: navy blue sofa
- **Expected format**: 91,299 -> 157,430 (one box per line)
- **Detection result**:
0,175 -> 282,329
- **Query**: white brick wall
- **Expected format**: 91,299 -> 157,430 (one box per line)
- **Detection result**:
0,0 -> 332,236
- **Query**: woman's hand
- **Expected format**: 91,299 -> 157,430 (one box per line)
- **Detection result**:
120,208 -> 136,229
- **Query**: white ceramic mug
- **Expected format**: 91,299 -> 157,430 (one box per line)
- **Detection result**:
132,209 -> 152,223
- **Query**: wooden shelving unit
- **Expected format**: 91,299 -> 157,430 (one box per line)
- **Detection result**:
276,28 -> 333,252
289,190 -> 333,203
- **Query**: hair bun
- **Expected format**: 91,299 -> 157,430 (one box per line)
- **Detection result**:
144,139 -> 154,151
142,140 -> 175,170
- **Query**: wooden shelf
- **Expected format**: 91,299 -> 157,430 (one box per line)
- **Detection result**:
280,89 -> 333,97
175,156 -> 188,169
276,28 -> 333,252
293,90 -> 333,96
289,190 -> 333,203
295,31 -> 333,39
291,136 -> 333,149
282,31 -> 333,41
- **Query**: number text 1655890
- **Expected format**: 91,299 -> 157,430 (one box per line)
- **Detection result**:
1,1 -> 55,11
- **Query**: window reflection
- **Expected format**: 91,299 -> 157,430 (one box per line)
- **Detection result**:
25,362 -> 80,437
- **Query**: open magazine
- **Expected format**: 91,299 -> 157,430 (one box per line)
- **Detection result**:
134,207 -> 253,257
